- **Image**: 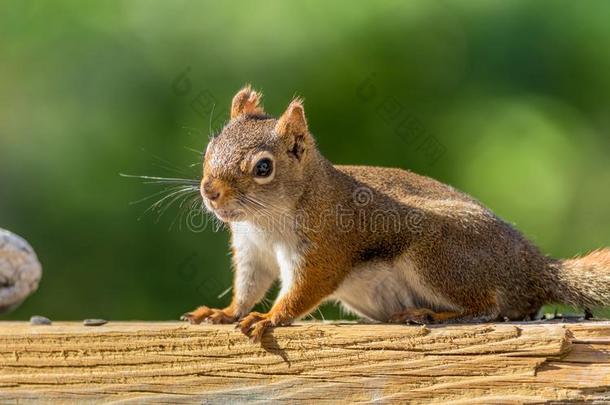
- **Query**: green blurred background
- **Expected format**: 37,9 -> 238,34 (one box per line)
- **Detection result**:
1,0 -> 609,320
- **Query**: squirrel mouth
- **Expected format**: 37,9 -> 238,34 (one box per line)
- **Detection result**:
213,208 -> 244,222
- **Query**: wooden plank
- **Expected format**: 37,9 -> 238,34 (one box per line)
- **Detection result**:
0,321 -> 609,403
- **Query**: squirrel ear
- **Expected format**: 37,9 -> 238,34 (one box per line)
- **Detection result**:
275,98 -> 311,160
275,98 -> 308,137
231,84 -> 265,119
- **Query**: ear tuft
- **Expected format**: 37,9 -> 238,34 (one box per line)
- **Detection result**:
275,98 -> 308,136
231,84 -> 265,119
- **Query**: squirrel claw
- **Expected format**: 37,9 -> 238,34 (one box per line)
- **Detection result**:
388,308 -> 434,325
203,309 -> 237,324
237,312 -> 273,343
248,319 -> 273,343
180,305 -> 213,324
181,312 -> 204,325
388,308 -> 462,324
181,306 -> 236,325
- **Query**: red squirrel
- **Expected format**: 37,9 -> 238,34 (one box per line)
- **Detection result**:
181,85 -> 610,342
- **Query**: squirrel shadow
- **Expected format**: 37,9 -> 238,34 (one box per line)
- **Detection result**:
259,328 -> 291,365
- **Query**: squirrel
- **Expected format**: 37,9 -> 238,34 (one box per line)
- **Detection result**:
181,85 -> 610,342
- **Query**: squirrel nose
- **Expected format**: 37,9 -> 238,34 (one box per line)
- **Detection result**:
206,189 -> 221,201
201,179 -> 221,201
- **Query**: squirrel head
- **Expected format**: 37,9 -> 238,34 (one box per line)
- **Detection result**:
201,85 -> 316,223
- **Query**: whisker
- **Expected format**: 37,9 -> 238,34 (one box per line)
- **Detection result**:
129,185 -> 188,205
120,173 -> 200,186
208,103 -> 216,138
140,187 -> 197,220
217,285 -> 232,299
150,154 -> 191,176
151,162 -> 189,176
181,125 -> 205,138
156,189 -> 197,222
239,193 -> 287,220
212,217 -> 225,232
181,195 -> 205,230
184,146 -> 204,156
123,142 -> 206,230
169,193 -> 201,231
136,189 -> 187,221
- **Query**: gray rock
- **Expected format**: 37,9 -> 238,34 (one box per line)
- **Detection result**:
0,229 -> 42,314
83,318 -> 108,326
30,315 -> 52,325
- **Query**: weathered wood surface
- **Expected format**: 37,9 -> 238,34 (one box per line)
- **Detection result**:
0,321 -> 609,404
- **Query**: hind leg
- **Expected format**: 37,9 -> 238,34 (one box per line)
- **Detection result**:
388,308 -> 463,324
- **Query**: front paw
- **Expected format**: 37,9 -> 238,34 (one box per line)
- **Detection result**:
180,306 -> 237,325
236,312 -> 275,343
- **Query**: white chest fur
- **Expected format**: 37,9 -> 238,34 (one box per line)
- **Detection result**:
230,221 -> 303,301
273,234 -> 303,298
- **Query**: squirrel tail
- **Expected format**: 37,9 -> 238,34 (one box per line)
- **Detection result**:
551,248 -> 610,308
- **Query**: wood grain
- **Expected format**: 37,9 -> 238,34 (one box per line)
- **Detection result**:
0,321 -> 609,404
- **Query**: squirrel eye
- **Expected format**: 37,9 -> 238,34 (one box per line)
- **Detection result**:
253,158 -> 273,178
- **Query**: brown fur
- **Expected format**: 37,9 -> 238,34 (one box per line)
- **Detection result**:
182,85 -> 610,341
230,84 -> 265,119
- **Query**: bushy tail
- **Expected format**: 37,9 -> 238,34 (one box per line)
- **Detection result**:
553,248 -> 610,308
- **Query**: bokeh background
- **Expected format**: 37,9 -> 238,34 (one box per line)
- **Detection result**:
1,0 -> 609,320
